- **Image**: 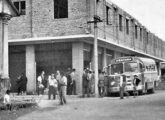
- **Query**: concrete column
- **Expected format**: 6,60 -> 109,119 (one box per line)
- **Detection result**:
0,18 -> 3,76
102,48 -> 107,70
72,42 -> 84,95
26,45 -> 36,93
0,16 -> 9,79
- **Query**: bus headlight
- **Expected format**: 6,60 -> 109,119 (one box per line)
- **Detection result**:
111,81 -> 115,86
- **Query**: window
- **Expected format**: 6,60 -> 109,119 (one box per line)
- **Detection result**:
140,28 -> 142,41
119,15 -> 122,31
135,24 -> 138,39
111,63 -> 123,75
146,32 -> 149,44
124,62 -> 138,73
13,1 -> 26,15
106,6 -> 110,25
54,0 -> 68,19
126,18 -> 129,35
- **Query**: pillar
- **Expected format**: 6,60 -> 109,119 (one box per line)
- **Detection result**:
26,45 -> 36,93
0,14 -> 11,91
72,42 -> 84,95
0,15 -> 10,78
102,48 -> 107,70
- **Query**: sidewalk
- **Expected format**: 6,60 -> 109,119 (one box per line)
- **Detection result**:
37,94 -> 80,108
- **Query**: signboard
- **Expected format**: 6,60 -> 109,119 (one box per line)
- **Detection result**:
115,57 -> 133,63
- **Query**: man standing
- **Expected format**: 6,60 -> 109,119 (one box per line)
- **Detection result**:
86,70 -> 92,97
20,73 -> 28,95
119,75 -> 129,99
59,72 -> 67,105
98,70 -> 105,97
70,69 -> 76,95
48,74 -> 58,100
82,68 -> 88,97
37,71 -> 45,95
66,68 -> 72,95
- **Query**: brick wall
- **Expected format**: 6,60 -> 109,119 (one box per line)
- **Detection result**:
9,0 -> 89,39
8,0 -> 165,59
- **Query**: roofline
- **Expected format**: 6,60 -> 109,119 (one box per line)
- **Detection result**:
8,34 -> 165,62
98,37 -> 165,62
8,34 -> 94,44
6,0 -> 19,16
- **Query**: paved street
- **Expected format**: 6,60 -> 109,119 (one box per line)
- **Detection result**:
17,90 -> 165,120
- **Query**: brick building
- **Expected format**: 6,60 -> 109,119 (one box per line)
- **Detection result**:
8,0 -> 165,94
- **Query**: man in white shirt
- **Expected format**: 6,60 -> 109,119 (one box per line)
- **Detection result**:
37,71 -> 45,95
48,74 -> 58,100
119,75 -> 129,99
59,72 -> 67,105
70,69 -> 76,95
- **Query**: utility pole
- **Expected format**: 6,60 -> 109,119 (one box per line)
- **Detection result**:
87,0 -> 102,97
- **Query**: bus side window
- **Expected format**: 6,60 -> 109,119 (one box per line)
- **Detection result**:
139,63 -> 143,72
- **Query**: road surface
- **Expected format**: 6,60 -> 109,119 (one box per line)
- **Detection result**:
17,90 -> 165,120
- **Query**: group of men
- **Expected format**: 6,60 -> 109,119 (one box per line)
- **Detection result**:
37,68 -> 77,105
82,69 -> 109,97
82,67 -> 141,99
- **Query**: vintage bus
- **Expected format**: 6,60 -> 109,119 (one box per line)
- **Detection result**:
106,56 -> 159,95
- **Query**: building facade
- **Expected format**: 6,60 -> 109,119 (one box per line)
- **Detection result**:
8,0 -> 165,94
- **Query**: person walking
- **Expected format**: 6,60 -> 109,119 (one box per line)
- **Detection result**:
56,70 -> 61,87
59,72 -> 67,105
48,74 -> 58,100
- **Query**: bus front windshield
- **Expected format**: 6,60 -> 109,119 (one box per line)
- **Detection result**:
111,63 -> 123,75
124,62 -> 138,72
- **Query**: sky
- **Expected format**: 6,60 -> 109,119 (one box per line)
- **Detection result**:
107,0 -> 165,41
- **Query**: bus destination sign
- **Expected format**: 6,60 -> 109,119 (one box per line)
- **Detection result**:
115,58 -> 133,63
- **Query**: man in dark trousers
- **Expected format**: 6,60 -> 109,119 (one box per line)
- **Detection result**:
133,75 -> 141,97
98,70 -> 105,97
119,75 -> 129,99
82,68 -> 88,97
17,73 -> 28,95
66,68 -> 72,95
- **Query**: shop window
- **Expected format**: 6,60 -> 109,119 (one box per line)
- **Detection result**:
54,0 -> 68,19
13,1 -> 26,15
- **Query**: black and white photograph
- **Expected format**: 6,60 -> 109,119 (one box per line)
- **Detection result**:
0,0 -> 165,120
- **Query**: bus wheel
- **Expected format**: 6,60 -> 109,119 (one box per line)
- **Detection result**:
139,90 -> 143,95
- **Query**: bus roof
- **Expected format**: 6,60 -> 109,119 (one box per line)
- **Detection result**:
111,56 -> 156,65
